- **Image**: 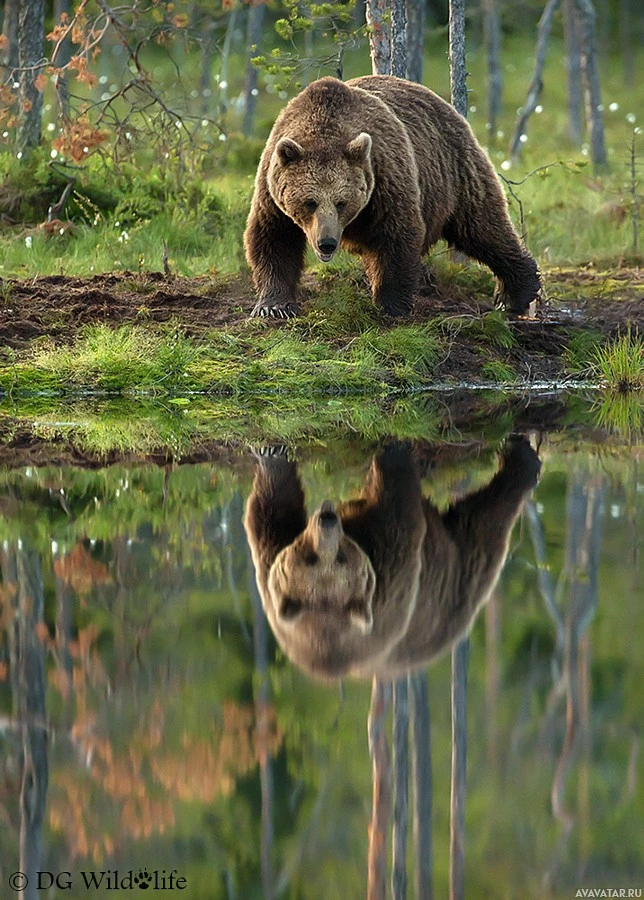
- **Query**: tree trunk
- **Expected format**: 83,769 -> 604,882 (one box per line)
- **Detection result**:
52,0 -> 71,119
449,0 -> 468,117
575,0 -> 608,168
448,14 -> 469,895
391,677 -> 409,899
410,672 -> 433,900
1,0 -> 20,69
199,19 -> 217,116
391,0 -> 408,78
220,5 -> 239,114
406,0 -> 425,83
618,0 -> 635,87
367,678 -> 391,900
242,2 -> 266,137
17,0 -> 46,156
481,0 -> 502,141
510,0 -> 561,160
365,0 -> 391,76
563,0 -> 583,146
449,638 -> 469,900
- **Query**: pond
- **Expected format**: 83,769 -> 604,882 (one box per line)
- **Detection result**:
0,433 -> 641,899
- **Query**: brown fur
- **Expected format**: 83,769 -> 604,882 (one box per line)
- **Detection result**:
244,75 -> 541,319
244,437 -> 541,680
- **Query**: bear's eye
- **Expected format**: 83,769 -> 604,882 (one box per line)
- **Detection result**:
335,201 -> 347,212
280,598 -> 304,620
336,551 -> 347,564
303,199 -> 318,213
304,551 -> 318,566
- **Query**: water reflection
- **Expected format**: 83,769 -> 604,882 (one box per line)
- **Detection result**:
0,438 -> 641,899
245,437 -> 540,680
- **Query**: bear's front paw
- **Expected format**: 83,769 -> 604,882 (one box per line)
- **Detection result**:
250,300 -> 299,320
252,445 -> 289,459
500,434 -> 541,481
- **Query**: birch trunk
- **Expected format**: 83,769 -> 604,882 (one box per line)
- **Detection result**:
510,0 -> 561,160
575,0 -> 608,168
391,0 -> 408,78
365,0 -> 391,76
242,2 -> 266,137
17,0 -> 46,155
482,0 -> 503,140
563,0 -> 583,146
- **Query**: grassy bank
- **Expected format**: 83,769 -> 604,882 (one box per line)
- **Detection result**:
0,258 -> 642,399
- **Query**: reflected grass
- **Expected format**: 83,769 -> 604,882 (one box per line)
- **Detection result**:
592,393 -> 643,442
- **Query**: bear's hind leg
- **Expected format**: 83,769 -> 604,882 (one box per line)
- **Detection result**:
443,215 -> 541,315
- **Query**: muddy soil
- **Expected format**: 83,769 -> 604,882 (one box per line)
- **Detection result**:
0,265 -> 641,390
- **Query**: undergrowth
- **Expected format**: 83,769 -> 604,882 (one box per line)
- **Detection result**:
589,327 -> 643,392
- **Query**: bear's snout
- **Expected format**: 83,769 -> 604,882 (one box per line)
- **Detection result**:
319,499 -> 338,526
317,237 -> 338,259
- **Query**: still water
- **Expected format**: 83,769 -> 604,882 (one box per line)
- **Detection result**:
0,435 -> 641,899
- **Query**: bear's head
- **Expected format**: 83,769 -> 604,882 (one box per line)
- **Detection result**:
267,133 -> 374,263
266,500 -> 377,678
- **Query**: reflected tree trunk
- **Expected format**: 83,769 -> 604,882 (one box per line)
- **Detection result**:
406,0 -> 425,83
16,547 -> 48,900
391,677 -> 409,899
547,471 -> 604,888
367,677 -> 391,900
248,547 -> 274,899
450,638 -> 468,900
54,557 -> 74,723
410,671 -> 433,900
485,592 -> 500,767
242,2 -> 266,136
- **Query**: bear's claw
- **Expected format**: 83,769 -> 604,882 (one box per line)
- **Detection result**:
251,302 -> 298,319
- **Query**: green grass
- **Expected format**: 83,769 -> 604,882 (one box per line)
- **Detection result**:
564,328 -> 607,372
0,312 -> 443,399
589,327 -> 644,392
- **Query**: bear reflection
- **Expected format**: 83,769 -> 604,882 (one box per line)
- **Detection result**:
245,437 -> 540,680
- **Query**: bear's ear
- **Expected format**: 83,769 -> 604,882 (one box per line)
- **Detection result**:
346,132 -> 372,164
276,137 -> 304,165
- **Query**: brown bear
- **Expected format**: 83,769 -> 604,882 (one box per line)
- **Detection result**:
244,437 -> 541,680
244,75 -> 541,320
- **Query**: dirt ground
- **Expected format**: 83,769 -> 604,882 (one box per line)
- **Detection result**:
0,264 -> 641,385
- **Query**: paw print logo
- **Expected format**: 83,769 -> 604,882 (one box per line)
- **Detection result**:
133,870 -> 153,890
